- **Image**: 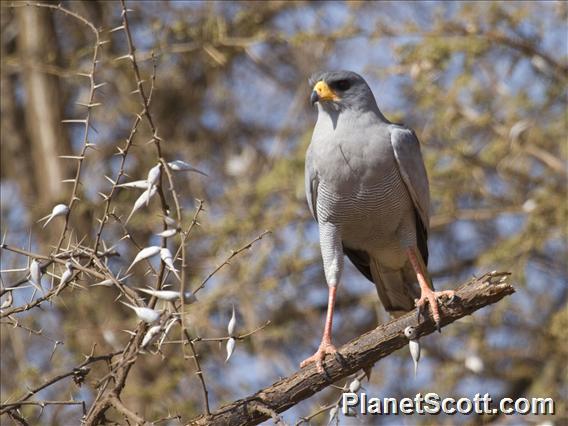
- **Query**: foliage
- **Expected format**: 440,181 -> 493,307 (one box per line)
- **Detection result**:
0,1 -> 565,424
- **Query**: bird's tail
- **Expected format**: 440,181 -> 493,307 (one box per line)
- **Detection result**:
370,259 -> 420,317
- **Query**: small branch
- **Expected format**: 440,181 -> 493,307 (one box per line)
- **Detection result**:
10,1 -> 106,252
188,272 -> 514,426
191,320 -> 271,343
193,230 -> 271,296
183,332 -> 210,415
1,350 -> 122,414
1,400 -> 84,409
176,200 -> 208,413
109,394 -> 148,425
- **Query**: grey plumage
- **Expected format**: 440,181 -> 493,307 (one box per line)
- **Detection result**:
306,70 -> 431,315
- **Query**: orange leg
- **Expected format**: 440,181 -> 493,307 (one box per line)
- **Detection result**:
407,247 -> 455,332
300,286 -> 338,373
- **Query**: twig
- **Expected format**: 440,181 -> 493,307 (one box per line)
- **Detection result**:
1,350 -> 122,414
193,230 -> 271,296
1,400 -> 84,409
108,394 -> 148,425
191,320 -> 271,343
183,332 -> 210,415
10,2 -> 104,252
295,370 -> 368,425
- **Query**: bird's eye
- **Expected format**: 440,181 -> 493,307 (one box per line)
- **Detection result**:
334,80 -> 351,91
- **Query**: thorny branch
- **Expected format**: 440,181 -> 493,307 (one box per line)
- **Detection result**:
8,1 -> 105,253
1,1 -> 546,425
193,230 -> 272,296
1,1 -> 271,424
0,348 -> 123,415
83,1 -> 193,421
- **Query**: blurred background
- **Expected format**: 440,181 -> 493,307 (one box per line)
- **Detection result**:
1,1 -> 566,424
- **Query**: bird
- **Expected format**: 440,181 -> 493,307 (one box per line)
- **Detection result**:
302,70 -> 454,372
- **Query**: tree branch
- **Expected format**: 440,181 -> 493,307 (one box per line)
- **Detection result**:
188,271 -> 514,426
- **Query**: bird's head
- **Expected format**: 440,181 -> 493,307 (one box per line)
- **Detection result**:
308,70 -> 378,112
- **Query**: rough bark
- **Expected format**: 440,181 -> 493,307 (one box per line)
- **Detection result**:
189,272 -> 514,426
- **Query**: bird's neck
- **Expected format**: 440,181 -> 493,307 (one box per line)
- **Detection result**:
317,104 -> 390,131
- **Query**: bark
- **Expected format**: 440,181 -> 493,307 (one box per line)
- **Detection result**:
0,9 -> 33,197
16,5 -> 68,205
189,272 -> 514,426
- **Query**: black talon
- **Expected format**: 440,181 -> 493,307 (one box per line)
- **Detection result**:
333,352 -> 348,370
416,301 -> 423,321
436,320 -> 441,333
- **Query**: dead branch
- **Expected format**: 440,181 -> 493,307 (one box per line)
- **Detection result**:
0,349 -> 122,415
188,272 -> 514,426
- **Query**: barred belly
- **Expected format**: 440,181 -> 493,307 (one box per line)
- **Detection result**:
316,164 -> 416,267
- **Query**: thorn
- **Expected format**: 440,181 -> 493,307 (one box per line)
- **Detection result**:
62,119 -> 87,124
109,25 -> 125,33
93,82 -> 107,89
59,155 -> 85,160
363,365 -> 373,382
76,101 -> 102,108
88,122 -> 100,134
61,179 -> 76,183
104,176 -> 116,185
113,54 -> 133,62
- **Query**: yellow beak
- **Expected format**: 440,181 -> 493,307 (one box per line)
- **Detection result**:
311,80 -> 339,104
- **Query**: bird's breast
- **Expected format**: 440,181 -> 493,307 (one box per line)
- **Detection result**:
316,167 -> 414,256
315,163 -> 410,224
310,111 -> 415,248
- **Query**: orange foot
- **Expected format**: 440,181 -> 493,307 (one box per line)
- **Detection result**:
416,288 -> 456,332
300,341 -> 337,373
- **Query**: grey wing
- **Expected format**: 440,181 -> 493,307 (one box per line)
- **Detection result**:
390,126 -> 430,264
305,146 -> 319,222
